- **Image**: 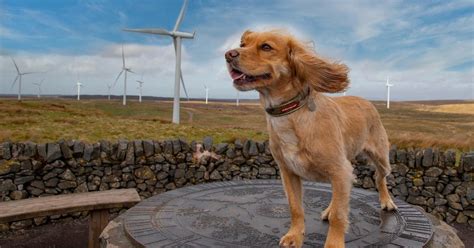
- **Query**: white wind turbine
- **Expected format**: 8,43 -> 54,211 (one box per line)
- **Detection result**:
137,75 -> 145,103
32,79 -> 44,98
106,83 -> 113,100
74,81 -> 84,101
10,57 -> 39,101
123,0 -> 195,124
236,91 -> 240,106
204,84 -> 209,104
386,76 -> 394,109
114,45 -> 134,106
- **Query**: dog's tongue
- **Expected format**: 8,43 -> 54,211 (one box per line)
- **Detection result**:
227,63 -> 245,80
230,70 -> 244,80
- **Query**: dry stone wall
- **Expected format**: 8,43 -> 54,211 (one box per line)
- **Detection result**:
0,138 -> 472,231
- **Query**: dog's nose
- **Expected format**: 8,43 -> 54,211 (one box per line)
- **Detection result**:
225,49 -> 240,62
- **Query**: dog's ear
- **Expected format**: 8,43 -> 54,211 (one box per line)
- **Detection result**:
242,30 -> 253,39
241,30 -> 253,44
288,38 -> 349,93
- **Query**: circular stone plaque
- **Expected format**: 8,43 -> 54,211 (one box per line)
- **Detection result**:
124,180 -> 433,247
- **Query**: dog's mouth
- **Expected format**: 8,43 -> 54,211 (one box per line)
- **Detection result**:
227,64 -> 271,85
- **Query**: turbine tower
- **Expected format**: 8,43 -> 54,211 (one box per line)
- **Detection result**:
32,79 -> 44,98
10,57 -> 39,101
74,82 -> 83,101
386,76 -> 394,109
204,84 -> 209,104
236,91 -> 240,106
114,45 -> 134,106
123,0 -> 195,124
137,76 -> 144,103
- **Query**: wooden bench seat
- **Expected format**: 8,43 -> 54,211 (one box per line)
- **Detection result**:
0,189 -> 141,248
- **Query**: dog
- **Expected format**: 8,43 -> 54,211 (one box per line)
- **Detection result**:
225,30 -> 397,248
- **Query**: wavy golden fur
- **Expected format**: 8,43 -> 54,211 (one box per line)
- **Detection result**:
225,30 -> 397,248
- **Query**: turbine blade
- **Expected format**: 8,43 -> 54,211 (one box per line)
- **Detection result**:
10,57 -> 20,74
128,69 -> 135,74
173,0 -> 188,32
180,70 -> 189,100
114,70 -> 124,87
123,28 -> 172,36
22,71 -> 40,75
11,75 -> 19,89
173,38 -> 178,55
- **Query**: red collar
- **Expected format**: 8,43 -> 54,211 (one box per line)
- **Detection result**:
265,88 -> 312,117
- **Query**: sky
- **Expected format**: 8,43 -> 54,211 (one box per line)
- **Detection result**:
0,0 -> 473,100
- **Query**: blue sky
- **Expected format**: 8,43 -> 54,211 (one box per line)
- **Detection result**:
0,0 -> 473,100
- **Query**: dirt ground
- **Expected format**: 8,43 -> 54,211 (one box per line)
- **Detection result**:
0,218 -> 472,248
453,223 -> 474,248
0,220 -> 87,248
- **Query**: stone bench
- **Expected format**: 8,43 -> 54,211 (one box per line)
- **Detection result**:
0,189 -> 141,248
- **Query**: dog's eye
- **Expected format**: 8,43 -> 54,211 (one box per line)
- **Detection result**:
261,43 -> 272,51
240,43 -> 246,48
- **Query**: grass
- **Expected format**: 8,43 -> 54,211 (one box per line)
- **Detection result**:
0,98 -> 472,150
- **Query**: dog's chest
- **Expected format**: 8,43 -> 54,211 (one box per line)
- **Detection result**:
268,117 -> 309,179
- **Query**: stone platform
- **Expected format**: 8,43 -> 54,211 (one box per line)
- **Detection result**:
100,180 -> 435,247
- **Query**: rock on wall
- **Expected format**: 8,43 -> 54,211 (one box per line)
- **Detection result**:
0,138 -> 473,231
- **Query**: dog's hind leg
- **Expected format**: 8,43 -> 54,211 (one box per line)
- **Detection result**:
365,148 -> 397,211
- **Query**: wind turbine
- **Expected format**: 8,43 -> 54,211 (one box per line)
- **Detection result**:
10,57 -> 39,101
386,76 -> 394,109
137,76 -> 144,103
236,91 -> 240,106
74,81 -> 83,101
204,84 -> 209,104
123,0 -> 195,124
32,79 -> 44,98
106,83 -> 113,100
114,45 -> 134,106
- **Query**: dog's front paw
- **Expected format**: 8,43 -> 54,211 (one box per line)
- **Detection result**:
279,230 -> 304,248
381,198 -> 397,211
